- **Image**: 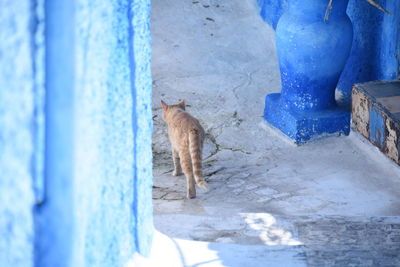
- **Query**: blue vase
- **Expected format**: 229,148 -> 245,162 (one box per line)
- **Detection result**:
264,0 -> 353,143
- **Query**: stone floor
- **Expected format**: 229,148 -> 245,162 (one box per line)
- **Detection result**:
149,0 -> 400,266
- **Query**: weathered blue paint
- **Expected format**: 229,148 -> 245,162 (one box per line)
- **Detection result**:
264,0 -> 352,143
1,0 -> 153,266
258,0 -> 400,103
352,81 -> 400,163
369,107 -> 385,148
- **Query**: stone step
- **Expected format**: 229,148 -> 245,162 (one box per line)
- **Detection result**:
154,213 -> 400,266
155,213 -> 400,246
131,231 -> 307,267
155,213 -> 301,246
352,80 -> 400,164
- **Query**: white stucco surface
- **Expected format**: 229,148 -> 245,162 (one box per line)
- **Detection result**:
150,0 -> 400,266
130,231 -> 306,267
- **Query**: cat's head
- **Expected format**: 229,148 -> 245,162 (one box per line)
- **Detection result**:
161,99 -> 186,120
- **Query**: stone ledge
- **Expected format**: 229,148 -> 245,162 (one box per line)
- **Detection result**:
352,80 -> 400,164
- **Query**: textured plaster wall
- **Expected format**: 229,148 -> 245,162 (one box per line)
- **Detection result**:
71,0 -> 153,265
0,0 -> 36,266
1,0 -> 153,266
258,0 -> 400,101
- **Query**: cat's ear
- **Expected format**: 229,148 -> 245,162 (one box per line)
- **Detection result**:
161,100 -> 168,111
178,99 -> 185,110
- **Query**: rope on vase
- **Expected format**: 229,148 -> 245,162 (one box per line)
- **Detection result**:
324,0 -> 391,22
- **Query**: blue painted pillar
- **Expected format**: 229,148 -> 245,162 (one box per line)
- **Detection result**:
258,0 -> 400,105
264,0 -> 352,143
35,0 -> 153,266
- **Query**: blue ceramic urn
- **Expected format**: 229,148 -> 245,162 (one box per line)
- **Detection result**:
264,0 -> 353,143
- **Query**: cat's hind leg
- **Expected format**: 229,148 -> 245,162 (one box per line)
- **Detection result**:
172,149 -> 182,176
180,150 -> 196,199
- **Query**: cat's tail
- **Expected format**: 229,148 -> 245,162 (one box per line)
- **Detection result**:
189,129 -> 208,190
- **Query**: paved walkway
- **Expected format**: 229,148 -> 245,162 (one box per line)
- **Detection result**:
151,0 -> 400,266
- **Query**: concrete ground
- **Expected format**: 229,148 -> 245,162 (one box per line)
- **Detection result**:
149,0 -> 400,266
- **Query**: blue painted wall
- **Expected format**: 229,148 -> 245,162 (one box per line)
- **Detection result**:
0,0 -> 153,266
258,0 -> 400,101
340,0 -> 400,100
257,0 -> 287,29
0,1 -> 36,265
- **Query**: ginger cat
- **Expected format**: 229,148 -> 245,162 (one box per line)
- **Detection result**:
161,99 -> 208,199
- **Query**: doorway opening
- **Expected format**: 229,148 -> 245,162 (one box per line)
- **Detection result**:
149,0 -> 400,266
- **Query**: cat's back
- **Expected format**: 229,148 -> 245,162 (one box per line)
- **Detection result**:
168,109 -> 204,137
